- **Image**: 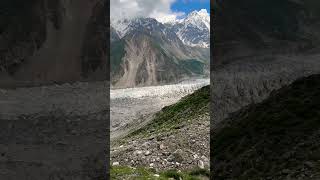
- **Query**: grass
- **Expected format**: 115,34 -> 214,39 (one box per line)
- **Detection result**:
111,166 -> 210,180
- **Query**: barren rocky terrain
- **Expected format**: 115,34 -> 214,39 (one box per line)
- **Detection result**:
111,113 -> 210,171
0,81 -> 108,179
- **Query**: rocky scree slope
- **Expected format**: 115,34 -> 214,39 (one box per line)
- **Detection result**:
212,74 -> 320,179
111,86 -> 210,172
0,0 -> 107,88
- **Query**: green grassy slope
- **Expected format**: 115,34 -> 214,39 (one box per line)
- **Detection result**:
111,166 -> 209,180
129,85 -> 210,138
212,74 -> 320,179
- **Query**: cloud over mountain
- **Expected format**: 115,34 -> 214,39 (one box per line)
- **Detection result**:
110,0 -> 185,23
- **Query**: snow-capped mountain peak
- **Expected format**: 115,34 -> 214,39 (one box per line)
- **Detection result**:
111,18 -> 131,38
170,9 -> 210,48
111,18 -> 164,38
184,9 -> 210,31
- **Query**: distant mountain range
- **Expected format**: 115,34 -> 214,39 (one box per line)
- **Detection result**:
110,10 -> 210,88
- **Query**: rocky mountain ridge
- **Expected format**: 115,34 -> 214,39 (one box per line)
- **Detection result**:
111,9 -> 210,48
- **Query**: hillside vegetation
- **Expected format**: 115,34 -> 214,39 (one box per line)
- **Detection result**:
130,85 -> 210,138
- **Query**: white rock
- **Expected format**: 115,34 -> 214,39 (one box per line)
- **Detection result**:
197,160 -> 205,169
193,154 -> 199,159
112,162 -> 120,166
135,150 -> 143,155
159,144 -> 165,150
145,150 -> 151,156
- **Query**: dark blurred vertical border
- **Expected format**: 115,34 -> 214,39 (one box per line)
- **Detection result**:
209,0 -> 320,179
0,0 -> 110,179
209,0 -> 214,178
106,0 -> 110,178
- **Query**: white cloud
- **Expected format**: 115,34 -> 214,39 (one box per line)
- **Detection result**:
110,0 -> 185,23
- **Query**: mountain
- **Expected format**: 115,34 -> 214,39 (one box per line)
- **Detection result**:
111,9 -> 210,48
0,0 -> 108,88
211,0 -> 320,126
168,9 -> 210,48
212,74 -> 320,179
210,1 -> 320,179
110,13 -> 210,88
213,0 -> 320,66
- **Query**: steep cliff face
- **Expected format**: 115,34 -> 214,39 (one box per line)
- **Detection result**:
0,0 -> 107,88
112,34 -> 186,88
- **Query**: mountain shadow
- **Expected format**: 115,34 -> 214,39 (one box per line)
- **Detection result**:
212,74 -> 320,179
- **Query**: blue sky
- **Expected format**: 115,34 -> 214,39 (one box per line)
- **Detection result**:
110,0 -> 210,23
171,0 -> 210,15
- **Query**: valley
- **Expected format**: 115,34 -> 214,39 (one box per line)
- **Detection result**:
109,7 -> 211,179
110,78 -> 209,140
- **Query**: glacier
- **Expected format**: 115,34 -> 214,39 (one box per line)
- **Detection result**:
110,78 -> 209,140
